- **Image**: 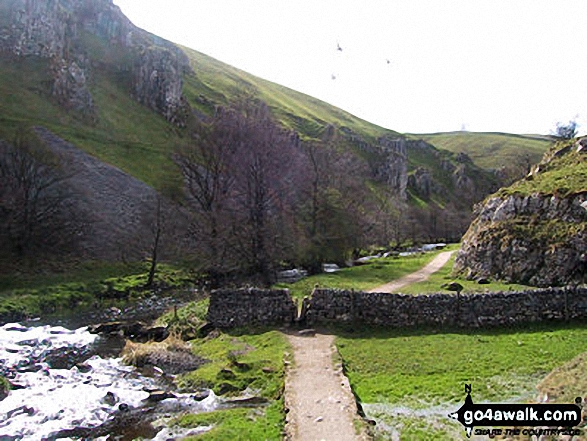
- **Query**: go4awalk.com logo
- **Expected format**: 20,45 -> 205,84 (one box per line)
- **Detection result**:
448,384 -> 584,438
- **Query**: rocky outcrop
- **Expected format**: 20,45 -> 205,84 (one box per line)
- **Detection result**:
133,44 -> 190,125
0,0 -> 190,123
376,136 -> 408,200
455,139 -> 587,287
455,193 -> 587,286
51,56 -> 94,117
408,167 -> 435,198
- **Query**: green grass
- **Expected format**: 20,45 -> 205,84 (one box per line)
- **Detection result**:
173,330 -> 288,440
156,298 -> 210,339
0,54 -> 182,191
176,401 -> 284,441
337,323 -> 587,440
0,264 -> 196,321
181,47 -> 393,142
275,246 -> 459,298
498,149 -> 587,197
414,131 -> 552,171
0,374 -> 9,393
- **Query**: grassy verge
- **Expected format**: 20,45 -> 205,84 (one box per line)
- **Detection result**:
397,252 -> 535,295
336,323 -> 587,440
156,298 -> 210,340
0,263 -> 197,322
275,245 -> 459,298
172,329 -> 289,440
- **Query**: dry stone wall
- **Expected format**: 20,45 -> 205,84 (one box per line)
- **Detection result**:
305,287 -> 587,328
207,287 -> 587,329
207,288 -> 297,328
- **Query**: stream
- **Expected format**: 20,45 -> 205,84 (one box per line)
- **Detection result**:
0,294 -> 219,440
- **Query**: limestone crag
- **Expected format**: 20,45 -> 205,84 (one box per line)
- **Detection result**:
455,193 -> 587,286
0,0 -> 190,122
376,136 -> 408,200
133,44 -> 190,125
51,56 -> 94,116
408,167 -> 436,199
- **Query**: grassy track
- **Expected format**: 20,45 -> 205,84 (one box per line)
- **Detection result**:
396,252 -> 534,294
274,246 -> 459,299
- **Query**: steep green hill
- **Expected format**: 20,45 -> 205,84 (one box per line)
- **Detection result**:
414,131 -> 552,171
0,53 -> 180,190
181,47 -> 393,142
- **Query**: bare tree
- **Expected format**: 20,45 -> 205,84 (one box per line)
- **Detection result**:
0,130 -> 82,258
178,101 -> 303,285
226,101 -> 301,285
176,116 -> 235,278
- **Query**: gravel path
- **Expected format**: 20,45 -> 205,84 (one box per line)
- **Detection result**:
284,332 -> 368,441
367,250 -> 455,293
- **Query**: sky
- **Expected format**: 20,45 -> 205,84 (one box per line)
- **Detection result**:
113,0 -> 587,136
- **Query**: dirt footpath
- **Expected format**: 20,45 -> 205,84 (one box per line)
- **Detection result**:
283,250 -> 455,440
367,250 -> 455,293
284,332 -> 369,441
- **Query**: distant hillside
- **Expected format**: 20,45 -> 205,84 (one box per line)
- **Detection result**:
0,0 -> 515,272
414,131 -> 552,183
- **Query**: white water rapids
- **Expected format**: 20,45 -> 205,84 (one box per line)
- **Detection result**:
0,322 -> 218,440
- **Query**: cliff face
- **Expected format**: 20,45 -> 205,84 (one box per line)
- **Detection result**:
0,0 -> 189,122
455,141 -> 587,286
339,128 -> 496,207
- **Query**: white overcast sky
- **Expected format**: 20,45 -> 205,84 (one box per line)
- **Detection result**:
113,0 -> 587,135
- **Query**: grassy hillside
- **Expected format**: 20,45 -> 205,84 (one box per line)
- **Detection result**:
0,45 -> 397,191
181,47 -> 394,142
0,53 -> 182,190
413,131 -> 552,171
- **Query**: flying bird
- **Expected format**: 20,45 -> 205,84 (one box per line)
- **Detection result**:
337,42 -> 343,52
331,73 -> 337,80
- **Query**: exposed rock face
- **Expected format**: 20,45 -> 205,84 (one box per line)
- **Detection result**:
51,57 -> 95,116
0,0 -> 190,123
408,167 -> 435,198
133,44 -> 190,125
455,193 -> 587,286
376,136 -> 408,200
